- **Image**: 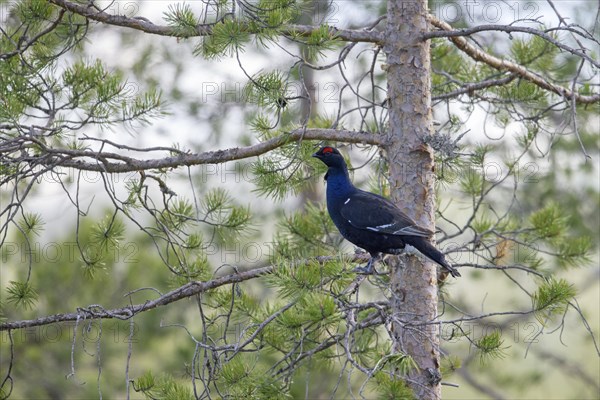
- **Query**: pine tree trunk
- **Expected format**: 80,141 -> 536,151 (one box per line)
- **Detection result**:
384,0 -> 442,398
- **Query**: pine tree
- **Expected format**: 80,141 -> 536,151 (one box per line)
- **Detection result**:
1,1 -> 598,398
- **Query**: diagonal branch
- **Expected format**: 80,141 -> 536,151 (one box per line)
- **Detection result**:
423,23 -> 600,69
0,254 -> 369,331
0,265 -> 271,331
48,0 -> 383,43
433,73 -> 517,101
36,128 -> 384,173
426,15 -> 600,104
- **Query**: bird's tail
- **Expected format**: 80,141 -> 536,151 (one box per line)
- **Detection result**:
403,237 -> 461,278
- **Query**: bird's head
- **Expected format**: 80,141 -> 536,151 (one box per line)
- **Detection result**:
312,146 -> 347,168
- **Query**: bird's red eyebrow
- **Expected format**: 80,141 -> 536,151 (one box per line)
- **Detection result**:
322,147 -> 334,154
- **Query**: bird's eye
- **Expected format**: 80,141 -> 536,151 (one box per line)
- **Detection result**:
322,147 -> 334,155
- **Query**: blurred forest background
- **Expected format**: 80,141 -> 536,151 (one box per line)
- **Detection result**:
1,0 -> 599,399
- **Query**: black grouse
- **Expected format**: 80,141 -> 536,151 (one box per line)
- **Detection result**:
312,146 -> 460,278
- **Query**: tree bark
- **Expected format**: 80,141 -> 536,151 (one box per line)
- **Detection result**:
384,0 -> 441,399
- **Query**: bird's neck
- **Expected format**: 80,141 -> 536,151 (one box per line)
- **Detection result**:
325,166 -> 355,199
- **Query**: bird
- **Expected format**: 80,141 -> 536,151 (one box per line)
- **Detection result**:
312,146 -> 460,278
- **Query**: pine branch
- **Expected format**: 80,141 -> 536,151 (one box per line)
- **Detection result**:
426,15 -> 600,104
0,265 -> 269,331
0,255 -> 368,331
0,267 -> 271,331
47,0 -> 383,43
424,23 -> 600,69
33,128 -> 384,173
0,9 -> 67,61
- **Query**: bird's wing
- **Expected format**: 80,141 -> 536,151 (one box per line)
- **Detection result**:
339,191 -> 433,237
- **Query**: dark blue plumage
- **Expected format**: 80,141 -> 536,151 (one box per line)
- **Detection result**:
313,146 -> 460,278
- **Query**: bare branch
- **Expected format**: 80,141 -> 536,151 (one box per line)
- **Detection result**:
35,128 -> 384,173
433,73 -> 517,102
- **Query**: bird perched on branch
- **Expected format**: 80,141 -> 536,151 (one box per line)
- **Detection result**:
312,146 -> 460,278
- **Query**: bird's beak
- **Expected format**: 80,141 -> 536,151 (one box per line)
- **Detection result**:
311,152 -> 319,158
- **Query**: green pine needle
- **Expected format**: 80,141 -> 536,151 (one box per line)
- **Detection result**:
372,371 -> 415,399
197,20 -> 249,59
163,3 -> 199,37
475,330 -> 507,364
133,371 -> 194,400
459,168 -> 484,196
251,143 -> 319,201
6,280 -> 38,310
18,212 -> 44,236
81,257 -> 107,280
91,215 -> 125,252
302,25 -> 339,60
244,71 -> 288,109
532,278 -> 576,324
555,236 -> 593,268
529,202 -> 567,239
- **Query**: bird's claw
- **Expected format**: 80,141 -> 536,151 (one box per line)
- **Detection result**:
353,258 -> 378,274
389,244 -> 417,256
353,265 -> 374,274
